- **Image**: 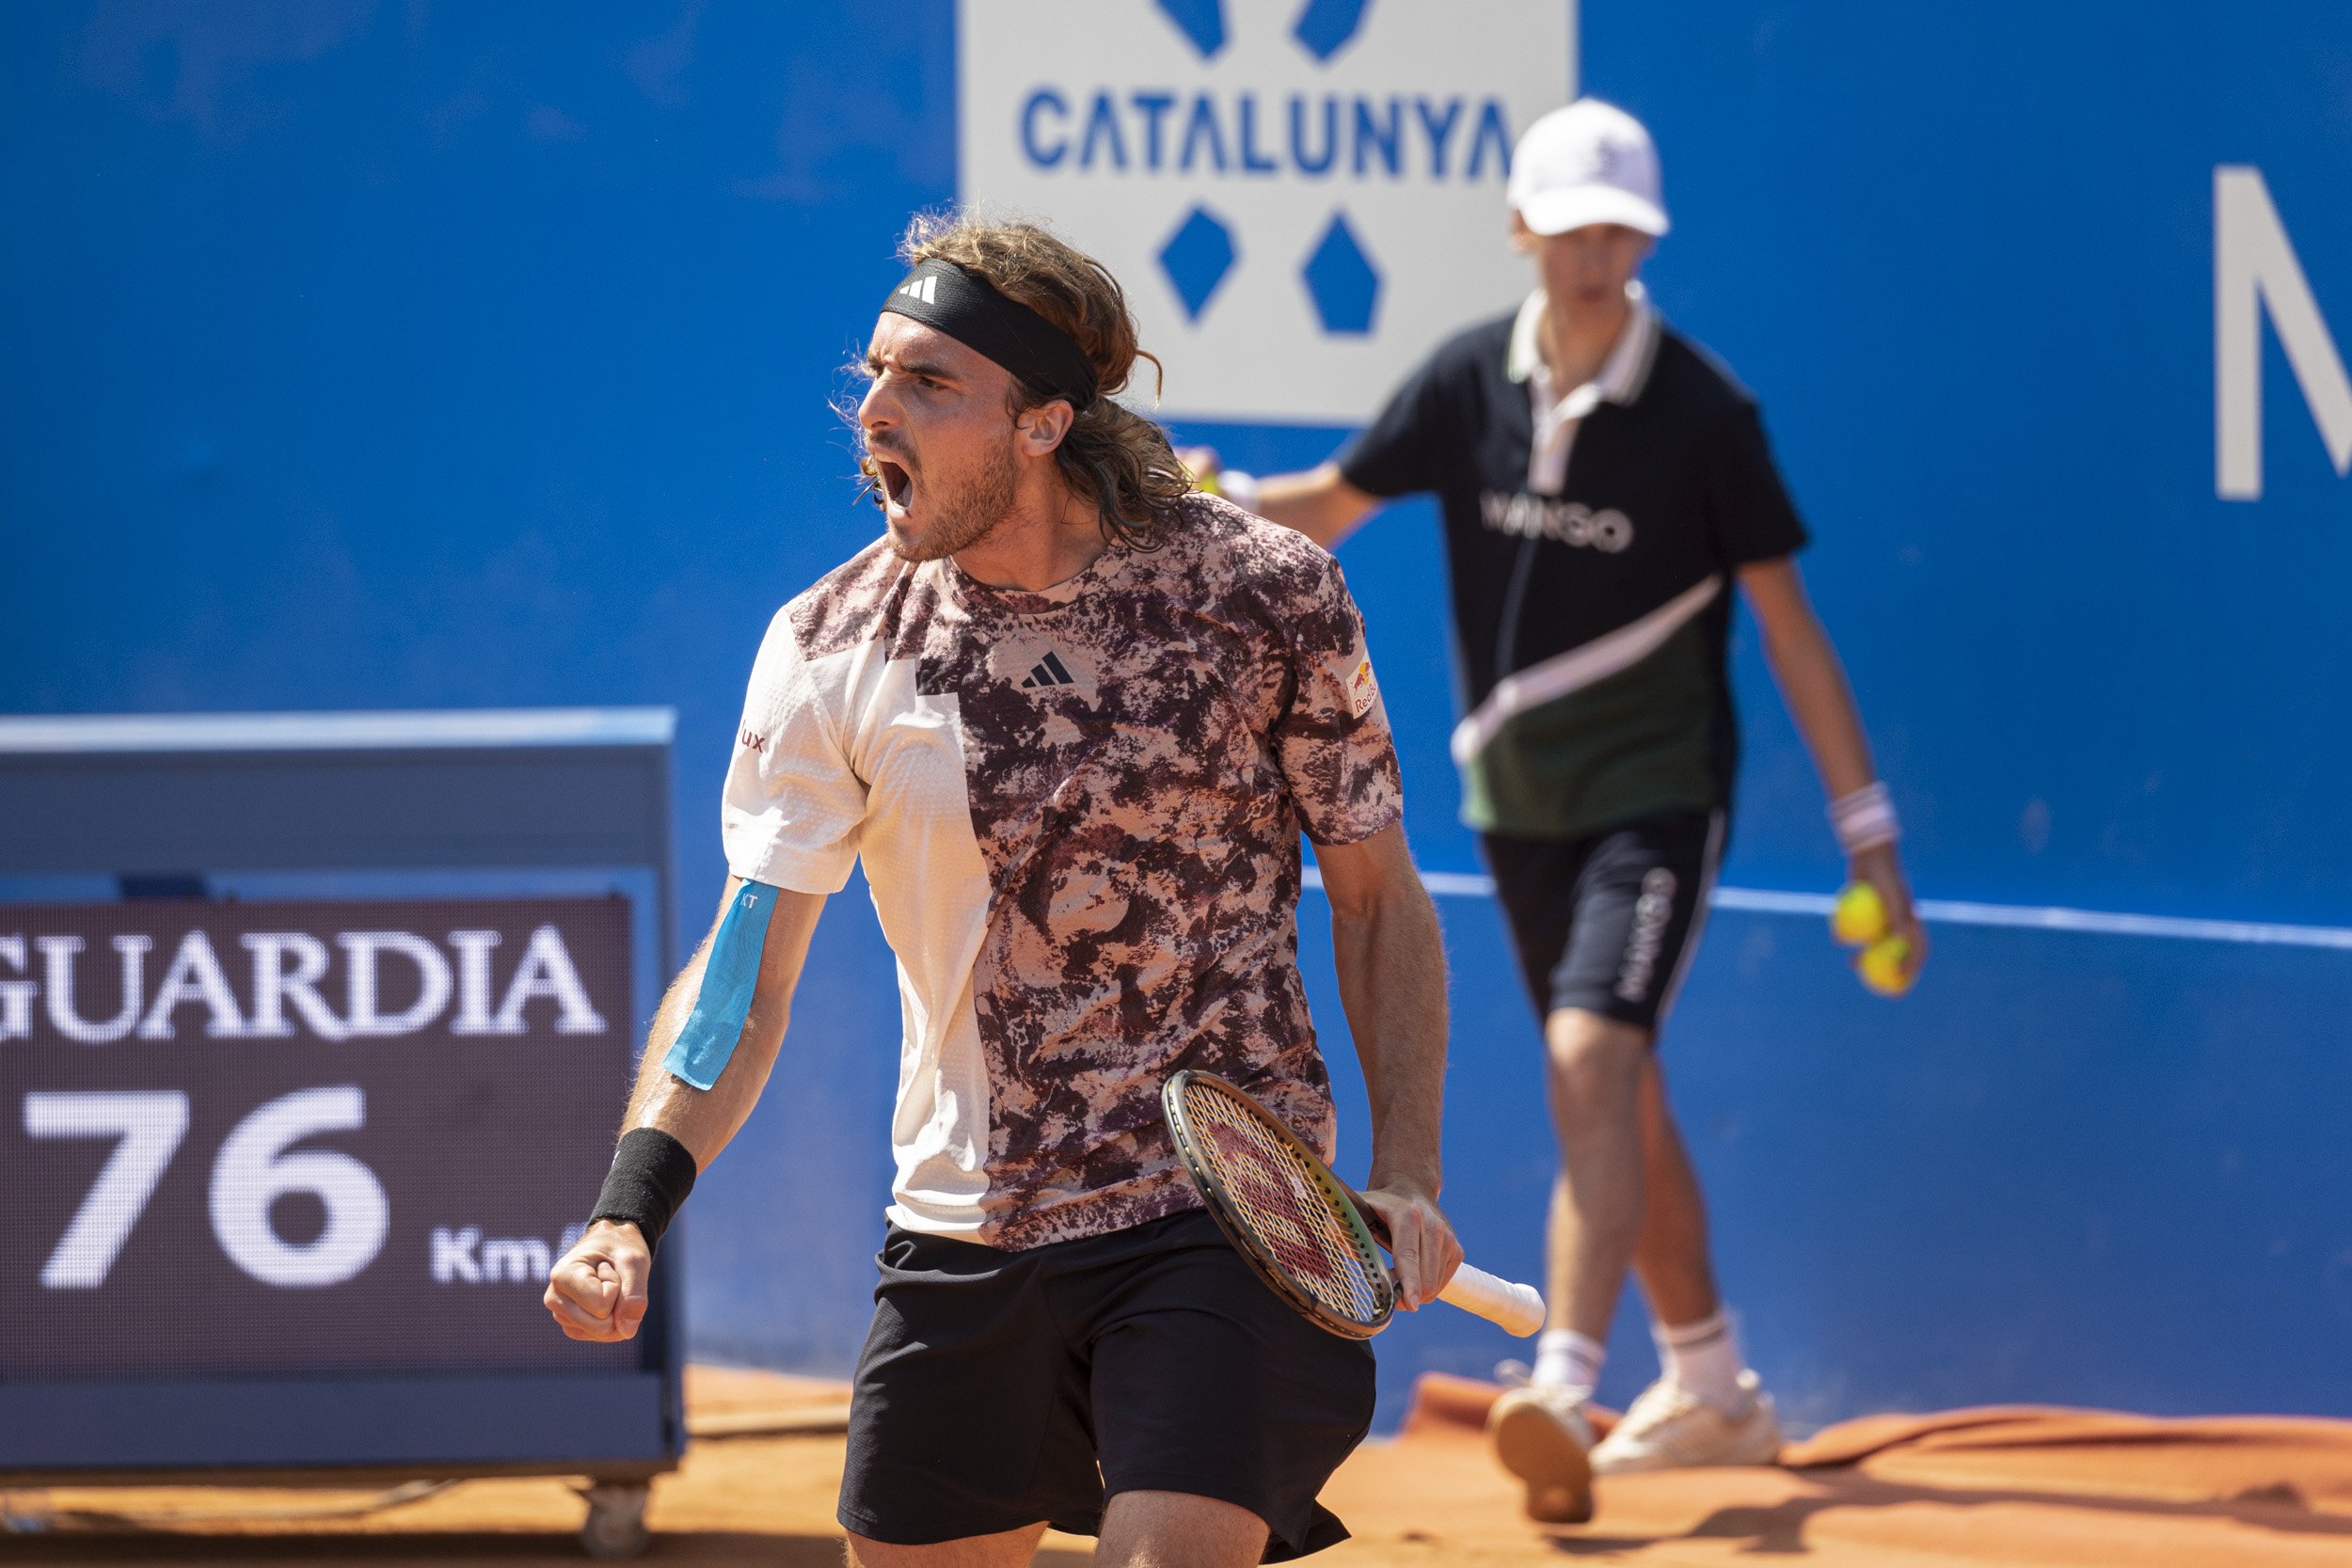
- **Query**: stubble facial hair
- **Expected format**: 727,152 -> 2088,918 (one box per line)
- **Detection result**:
885,432 -> 1023,564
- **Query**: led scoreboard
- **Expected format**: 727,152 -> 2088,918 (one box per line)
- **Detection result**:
4,896 -> 632,1381
0,710 -> 682,1514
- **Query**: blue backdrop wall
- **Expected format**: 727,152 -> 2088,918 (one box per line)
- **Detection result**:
4,1 -> 2346,1431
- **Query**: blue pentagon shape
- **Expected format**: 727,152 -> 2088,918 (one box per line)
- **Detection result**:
1154,0 -> 1226,60
1301,211 -> 1379,335
1292,0 -> 1369,62
1158,205 -> 1237,323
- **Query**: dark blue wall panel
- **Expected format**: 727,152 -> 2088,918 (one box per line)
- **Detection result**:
1304,890 -> 2352,1428
1581,1 -> 2352,921
2,1372 -> 673,1470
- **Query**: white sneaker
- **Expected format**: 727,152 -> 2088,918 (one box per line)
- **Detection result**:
1486,1383 -> 1595,1523
1588,1370 -> 1783,1474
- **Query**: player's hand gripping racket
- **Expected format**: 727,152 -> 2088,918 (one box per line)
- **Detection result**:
1163,1070 -> 1546,1339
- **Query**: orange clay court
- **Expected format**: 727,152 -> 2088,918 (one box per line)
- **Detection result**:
7,1367 -> 2348,1565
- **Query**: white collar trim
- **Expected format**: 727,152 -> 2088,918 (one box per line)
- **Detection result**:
1507,282 -> 1658,406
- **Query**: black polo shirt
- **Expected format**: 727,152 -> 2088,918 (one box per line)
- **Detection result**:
1337,293 -> 1807,840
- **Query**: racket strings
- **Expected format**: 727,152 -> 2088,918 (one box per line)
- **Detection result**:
1185,1089 -> 1388,1326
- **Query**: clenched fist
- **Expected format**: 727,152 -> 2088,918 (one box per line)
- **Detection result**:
543,1219 -> 652,1342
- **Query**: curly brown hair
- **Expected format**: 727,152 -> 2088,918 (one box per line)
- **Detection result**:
866,211 -> 1195,548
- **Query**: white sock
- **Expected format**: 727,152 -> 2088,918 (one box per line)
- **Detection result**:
1655,1308 -> 1747,1413
1530,1329 -> 1605,1402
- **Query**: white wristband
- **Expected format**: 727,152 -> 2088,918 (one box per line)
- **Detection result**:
1829,782 -> 1899,855
1216,468 -> 1263,515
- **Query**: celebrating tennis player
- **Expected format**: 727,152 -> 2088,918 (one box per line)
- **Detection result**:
1194,100 -> 1926,1521
544,213 -> 1462,1566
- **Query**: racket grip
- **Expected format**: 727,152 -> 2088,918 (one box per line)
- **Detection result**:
1438,1263 -> 1547,1338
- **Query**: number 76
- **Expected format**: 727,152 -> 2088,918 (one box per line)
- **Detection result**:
24,1087 -> 389,1289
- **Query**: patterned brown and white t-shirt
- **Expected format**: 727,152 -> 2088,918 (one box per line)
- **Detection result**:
722,495 -> 1403,1250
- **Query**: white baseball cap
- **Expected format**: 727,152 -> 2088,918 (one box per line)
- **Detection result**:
1508,99 -> 1669,238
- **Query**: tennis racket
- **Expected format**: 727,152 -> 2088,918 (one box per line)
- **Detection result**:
1163,1069 -> 1546,1340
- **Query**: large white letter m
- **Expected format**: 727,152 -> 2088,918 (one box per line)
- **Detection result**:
2217,166 -> 2352,500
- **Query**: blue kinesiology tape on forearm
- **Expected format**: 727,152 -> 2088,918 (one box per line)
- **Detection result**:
662,880 -> 779,1090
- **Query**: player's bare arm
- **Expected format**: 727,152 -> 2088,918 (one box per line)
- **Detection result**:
1739,556 -> 1928,974
1313,820 -> 1464,1308
543,878 -> 825,1343
1256,464 -> 1379,550
1177,451 -> 1378,550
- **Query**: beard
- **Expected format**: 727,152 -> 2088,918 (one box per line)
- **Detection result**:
881,434 -> 1022,563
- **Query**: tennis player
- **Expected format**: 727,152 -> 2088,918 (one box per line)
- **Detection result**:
544,213 -> 1463,1567
1195,101 -> 1925,1519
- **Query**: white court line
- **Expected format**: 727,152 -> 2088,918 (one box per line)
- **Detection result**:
1301,867 -> 2352,952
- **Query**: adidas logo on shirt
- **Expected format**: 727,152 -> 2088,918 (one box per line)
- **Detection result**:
896,275 -> 938,305
1020,652 -> 1077,689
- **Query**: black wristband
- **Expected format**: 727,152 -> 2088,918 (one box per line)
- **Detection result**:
591,1128 -> 699,1256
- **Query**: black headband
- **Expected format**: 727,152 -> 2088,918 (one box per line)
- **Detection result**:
879,258 -> 1099,412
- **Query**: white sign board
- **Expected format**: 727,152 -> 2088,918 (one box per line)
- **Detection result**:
958,1 -> 1577,423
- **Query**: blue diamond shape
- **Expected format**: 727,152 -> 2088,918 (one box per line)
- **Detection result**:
1301,211 -> 1379,335
1154,0 -> 1226,60
1159,205 -> 1237,324
1292,0 -> 1369,62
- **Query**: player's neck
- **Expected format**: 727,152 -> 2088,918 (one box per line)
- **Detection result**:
1540,290 -> 1632,392
951,473 -> 1108,593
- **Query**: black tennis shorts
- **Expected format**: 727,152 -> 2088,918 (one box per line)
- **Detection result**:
1484,808 -> 1725,1034
837,1206 -> 1375,1560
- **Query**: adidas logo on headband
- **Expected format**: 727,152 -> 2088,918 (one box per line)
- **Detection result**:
880,258 -> 1099,411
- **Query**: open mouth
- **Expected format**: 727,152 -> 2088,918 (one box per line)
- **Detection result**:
874,455 -> 914,512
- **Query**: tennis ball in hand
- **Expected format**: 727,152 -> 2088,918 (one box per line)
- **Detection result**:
1177,447 -> 1223,495
1856,936 -> 1915,997
1830,881 -> 1887,946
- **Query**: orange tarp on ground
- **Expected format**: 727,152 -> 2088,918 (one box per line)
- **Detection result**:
1360,1374 -> 2352,1563
4,1367 -> 2348,1563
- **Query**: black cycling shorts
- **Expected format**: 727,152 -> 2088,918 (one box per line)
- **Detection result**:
1484,808 -> 1725,1034
837,1207 -> 1375,1560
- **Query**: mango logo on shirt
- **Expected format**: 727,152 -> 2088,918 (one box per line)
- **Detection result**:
1478,490 -> 1634,553
1348,657 -> 1379,720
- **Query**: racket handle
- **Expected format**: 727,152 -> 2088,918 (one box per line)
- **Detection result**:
1438,1263 -> 1547,1338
